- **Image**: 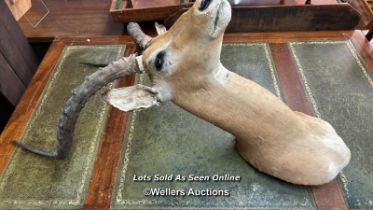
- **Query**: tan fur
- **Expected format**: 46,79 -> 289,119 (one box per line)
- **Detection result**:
110,0 -> 351,185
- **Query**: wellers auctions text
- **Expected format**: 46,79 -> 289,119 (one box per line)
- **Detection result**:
144,188 -> 230,197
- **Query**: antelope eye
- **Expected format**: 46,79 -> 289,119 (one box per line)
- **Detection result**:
154,51 -> 165,71
199,0 -> 212,11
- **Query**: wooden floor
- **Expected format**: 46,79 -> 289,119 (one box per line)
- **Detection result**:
0,30 -> 372,210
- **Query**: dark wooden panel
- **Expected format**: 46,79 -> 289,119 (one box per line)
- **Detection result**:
0,27 -> 32,85
0,0 -> 37,85
0,53 -> 26,105
226,5 -> 360,32
350,0 -> 373,28
165,5 -> 361,32
0,0 -> 38,72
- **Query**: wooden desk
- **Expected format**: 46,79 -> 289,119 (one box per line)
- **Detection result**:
0,31 -> 372,210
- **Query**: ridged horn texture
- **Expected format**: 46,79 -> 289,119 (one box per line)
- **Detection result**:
127,22 -> 152,50
12,54 -> 139,159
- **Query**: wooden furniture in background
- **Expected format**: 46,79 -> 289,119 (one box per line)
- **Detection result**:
0,0 -> 38,106
224,4 -> 360,32
16,0 -> 373,41
165,4 -> 361,32
110,0 -> 339,22
110,0 -> 366,32
18,0 -> 125,42
110,0 -> 189,22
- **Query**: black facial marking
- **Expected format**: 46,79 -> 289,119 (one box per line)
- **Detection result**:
199,0 -> 212,11
155,51 -> 165,71
213,7 -> 220,31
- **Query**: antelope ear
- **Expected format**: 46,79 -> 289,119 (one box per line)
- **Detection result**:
155,22 -> 167,35
104,84 -> 160,112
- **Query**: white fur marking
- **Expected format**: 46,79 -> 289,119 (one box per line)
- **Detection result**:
210,63 -> 229,84
327,162 -> 339,181
154,80 -> 173,102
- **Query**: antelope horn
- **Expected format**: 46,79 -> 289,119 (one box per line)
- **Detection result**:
12,54 -> 142,159
127,22 -> 152,49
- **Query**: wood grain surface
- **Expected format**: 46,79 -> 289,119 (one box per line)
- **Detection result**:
18,0 -> 124,42
164,4 -> 362,32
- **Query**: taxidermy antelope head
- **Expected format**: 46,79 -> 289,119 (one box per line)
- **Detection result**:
14,0 -> 351,186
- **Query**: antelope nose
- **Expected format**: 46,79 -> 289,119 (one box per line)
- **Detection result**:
199,0 -> 212,11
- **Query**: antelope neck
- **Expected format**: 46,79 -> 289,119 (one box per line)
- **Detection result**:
171,67 -> 303,142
